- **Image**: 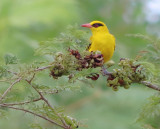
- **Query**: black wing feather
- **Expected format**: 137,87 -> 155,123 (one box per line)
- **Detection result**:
86,43 -> 91,50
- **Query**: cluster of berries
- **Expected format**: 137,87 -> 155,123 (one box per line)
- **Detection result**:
107,58 -> 146,91
50,49 -> 104,79
50,50 -> 146,91
68,48 -> 104,70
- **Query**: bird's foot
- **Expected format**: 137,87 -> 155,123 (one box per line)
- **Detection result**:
101,66 -> 112,76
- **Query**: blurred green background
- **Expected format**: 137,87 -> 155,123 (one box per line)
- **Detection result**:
0,0 -> 159,128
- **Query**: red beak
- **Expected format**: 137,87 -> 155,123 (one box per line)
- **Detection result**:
81,23 -> 92,28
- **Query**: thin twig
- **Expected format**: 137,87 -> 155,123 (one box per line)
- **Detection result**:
141,81 -> 160,91
7,65 -> 53,77
7,70 -> 18,75
0,105 -> 66,129
0,77 -> 22,102
34,65 -> 53,72
0,78 -> 17,83
2,97 -> 42,106
0,79 -> 9,82
27,73 -> 36,84
26,80 -> 69,128
31,84 -> 69,128
39,90 -> 59,94
26,72 -> 68,127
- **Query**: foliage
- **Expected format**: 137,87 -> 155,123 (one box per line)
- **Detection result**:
0,66 -> 8,78
0,25 -> 160,129
128,34 -> 160,84
107,58 -> 146,91
4,53 -> 18,65
1,0 -> 160,128
35,25 -> 89,57
0,27 -> 91,129
126,34 -> 160,128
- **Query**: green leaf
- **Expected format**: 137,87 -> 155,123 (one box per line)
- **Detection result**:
29,123 -> 44,129
35,25 -> 89,57
4,53 -> 18,65
137,93 -> 160,122
0,65 -> 8,78
0,109 -> 8,119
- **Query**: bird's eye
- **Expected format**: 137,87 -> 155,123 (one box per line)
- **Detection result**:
92,23 -> 103,28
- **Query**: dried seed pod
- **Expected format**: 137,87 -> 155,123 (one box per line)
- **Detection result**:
106,58 -> 147,91
86,73 -> 99,80
50,48 -> 104,80
68,48 -> 81,60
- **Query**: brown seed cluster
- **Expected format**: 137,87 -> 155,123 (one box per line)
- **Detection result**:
50,48 -> 104,80
107,58 -> 146,91
86,73 -> 99,80
68,48 -> 81,60
68,48 -> 104,70
50,64 -> 69,79
68,48 -> 104,80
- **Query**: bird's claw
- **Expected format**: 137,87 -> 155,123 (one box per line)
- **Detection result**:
101,66 -> 112,76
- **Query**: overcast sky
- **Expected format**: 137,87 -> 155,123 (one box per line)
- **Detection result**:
146,0 -> 160,23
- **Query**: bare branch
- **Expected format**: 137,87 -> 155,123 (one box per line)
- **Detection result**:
0,77 -> 22,102
2,97 -> 42,106
39,90 -> 59,94
27,73 -> 36,84
0,105 -> 66,129
0,79 -> 9,82
7,65 -> 53,77
34,65 -> 53,72
141,81 -> 160,91
26,81 -> 69,128
7,70 -> 18,75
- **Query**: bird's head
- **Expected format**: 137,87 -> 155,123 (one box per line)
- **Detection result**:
81,21 -> 109,33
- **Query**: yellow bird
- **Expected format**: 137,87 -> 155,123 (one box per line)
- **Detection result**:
81,20 -> 115,63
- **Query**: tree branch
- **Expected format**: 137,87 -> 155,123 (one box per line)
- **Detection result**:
34,65 -> 53,72
39,90 -> 59,94
0,77 -> 22,102
26,80 -> 69,129
7,65 -> 53,77
0,105 -> 66,129
2,97 -> 42,106
141,81 -> 160,91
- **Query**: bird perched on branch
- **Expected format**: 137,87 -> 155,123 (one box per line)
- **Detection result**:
81,21 -> 115,63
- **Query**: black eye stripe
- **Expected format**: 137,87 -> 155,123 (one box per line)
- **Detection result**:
92,23 -> 104,27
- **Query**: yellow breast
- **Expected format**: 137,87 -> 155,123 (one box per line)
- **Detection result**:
81,20 -> 115,62
89,32 -> 115,62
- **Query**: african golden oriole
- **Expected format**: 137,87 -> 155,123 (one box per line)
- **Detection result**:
81,20 -> 115,63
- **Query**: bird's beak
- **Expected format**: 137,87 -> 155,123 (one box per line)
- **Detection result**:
81,23 -> 92,28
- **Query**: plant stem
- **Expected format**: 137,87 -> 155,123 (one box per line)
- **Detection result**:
141,81 -> 160,91
0,105 -> 66,129
2,97 -> 42,106
0,77 -> 22,102
26,80 -> 69,129
34,65 -> 53,72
